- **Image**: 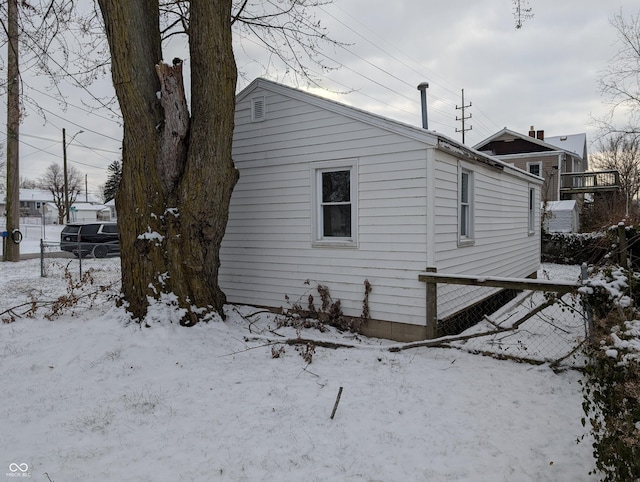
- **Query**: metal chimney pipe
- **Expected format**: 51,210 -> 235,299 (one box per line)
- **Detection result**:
417,82 -> 429,129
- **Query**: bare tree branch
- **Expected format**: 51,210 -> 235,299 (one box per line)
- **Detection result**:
596,9 -> 640,136
38,162 -> 83,224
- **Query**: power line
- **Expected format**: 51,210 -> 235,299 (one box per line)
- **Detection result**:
320,3 -> 502,132
325,4 -> 463,101
20,132 -> 120,154
16,20 -> 121,119
27,84 -> 122,125
22,98 -> 121,142
0,127 -> 110,172
239,35 -> 458,130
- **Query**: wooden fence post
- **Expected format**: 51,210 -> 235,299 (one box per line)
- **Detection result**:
618,222 -> 628,269
425,267 -> 438,339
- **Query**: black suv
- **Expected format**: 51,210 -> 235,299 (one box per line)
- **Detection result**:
60,222 -> 119,258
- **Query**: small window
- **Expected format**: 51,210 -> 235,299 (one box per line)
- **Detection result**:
251,96 -> 265,122
458,165 -> 474,245
321,171 -> 351,237
528,187 -> 536,234
312,160 -> 358,247
527,162 -> 541,177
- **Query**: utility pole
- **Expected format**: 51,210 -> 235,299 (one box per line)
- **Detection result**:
455,89 -> 473,144
5,0 -> 20,262
63,128 -> 69,224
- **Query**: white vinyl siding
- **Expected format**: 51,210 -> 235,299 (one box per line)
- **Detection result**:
223,86 -> 430,326
434,154 -> 540,280
222,80 -> 542,330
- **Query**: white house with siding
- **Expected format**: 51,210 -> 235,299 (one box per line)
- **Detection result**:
0,189 -> 110,224
220,78 -> 542,342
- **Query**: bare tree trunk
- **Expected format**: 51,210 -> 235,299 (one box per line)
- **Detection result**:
97,0 -> 238,323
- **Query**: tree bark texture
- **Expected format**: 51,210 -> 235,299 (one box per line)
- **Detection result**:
5,0 -> 20,262
97,0 -> 238,323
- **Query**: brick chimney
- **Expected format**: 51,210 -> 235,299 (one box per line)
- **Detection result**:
528,126 -> 535,138
536,130 -> 544,141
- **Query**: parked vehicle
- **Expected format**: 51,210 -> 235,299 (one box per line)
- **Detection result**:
60,222 -> 119,258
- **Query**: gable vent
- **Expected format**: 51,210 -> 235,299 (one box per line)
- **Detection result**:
251,96 -> 265,122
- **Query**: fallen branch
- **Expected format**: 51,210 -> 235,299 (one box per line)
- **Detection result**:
243,335 -> 356,350
1,284 -> 118,323
390,298 -> 560,352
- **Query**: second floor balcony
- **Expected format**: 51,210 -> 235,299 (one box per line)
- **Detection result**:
560,170 -> 620,194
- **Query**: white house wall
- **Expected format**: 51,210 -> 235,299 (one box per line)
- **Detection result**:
433,152 -> 540,277
221,81 -> 542,332
432,151 -> 540,318
221,87 -> 432,326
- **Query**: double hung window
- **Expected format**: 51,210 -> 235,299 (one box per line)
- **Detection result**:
527,162 -> 541,177
459,164 -> 474,245
312,160 -> 358,247
528,187 -> 536,234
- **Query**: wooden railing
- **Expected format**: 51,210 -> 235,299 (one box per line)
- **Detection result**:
560,170 -> 620,193
418,269 -> 580,340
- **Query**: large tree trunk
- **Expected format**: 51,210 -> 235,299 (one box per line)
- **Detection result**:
97,0 -> 238,323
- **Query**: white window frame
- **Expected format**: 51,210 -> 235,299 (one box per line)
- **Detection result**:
528,186 -> 536,235
311,159 -> 358,248
458,162 -> 474,246
250,96 -> 265,122
527,161 -> 542,178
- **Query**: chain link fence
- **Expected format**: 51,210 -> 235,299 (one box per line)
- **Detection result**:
418,265 -> 590,368
40,241 -> 122,288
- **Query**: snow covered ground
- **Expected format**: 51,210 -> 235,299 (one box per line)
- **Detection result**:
0,243 -> 599,481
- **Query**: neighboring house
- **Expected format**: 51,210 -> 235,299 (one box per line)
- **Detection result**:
473,127 -> 588,203
0,189 -> 58,223
69,202 -> 112,224
219,78 -> 543,342
543,200 -> 580,233
0,189 -> 110,224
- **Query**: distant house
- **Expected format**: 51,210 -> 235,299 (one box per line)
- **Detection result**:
69,202 -> 112,224
475,128 -> 621,232
0,189 -> 56,223
474,127 -> 588,203
219,79 -> 543,342
0,189 -> 110,224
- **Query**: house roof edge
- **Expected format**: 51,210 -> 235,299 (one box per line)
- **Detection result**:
237,79 -> 537,181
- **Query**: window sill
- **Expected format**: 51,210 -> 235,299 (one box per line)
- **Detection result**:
457,239 -> 475,247
312,239 -> 358,248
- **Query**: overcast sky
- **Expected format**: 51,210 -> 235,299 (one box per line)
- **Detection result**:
2,0 -> 638,195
